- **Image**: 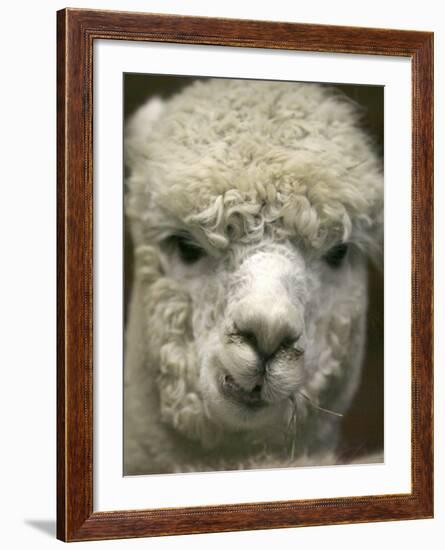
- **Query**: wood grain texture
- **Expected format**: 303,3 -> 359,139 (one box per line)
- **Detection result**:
56,8 -> 434,542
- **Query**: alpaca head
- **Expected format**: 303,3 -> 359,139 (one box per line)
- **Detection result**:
125,79 -> 383,450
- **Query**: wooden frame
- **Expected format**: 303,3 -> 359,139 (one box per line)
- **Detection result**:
57,8 -> 434,542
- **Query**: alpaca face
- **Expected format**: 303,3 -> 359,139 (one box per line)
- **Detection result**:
126,79 -> 382,453
154,228 -> 367,437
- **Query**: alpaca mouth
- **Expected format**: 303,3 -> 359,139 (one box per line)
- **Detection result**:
221,374 -> 267,410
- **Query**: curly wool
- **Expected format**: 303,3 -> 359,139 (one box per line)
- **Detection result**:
133,244 -> 214,443
126,79 -> 382,257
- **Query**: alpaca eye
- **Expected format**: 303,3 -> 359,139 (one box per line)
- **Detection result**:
323,243 -> 349,268
167,235 -> 206,264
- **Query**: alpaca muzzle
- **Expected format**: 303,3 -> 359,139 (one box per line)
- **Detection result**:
218,248 -> 307,408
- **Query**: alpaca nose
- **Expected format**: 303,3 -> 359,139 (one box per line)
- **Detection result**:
232,297 -> 302,359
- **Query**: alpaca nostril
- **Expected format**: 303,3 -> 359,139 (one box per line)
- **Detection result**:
232,305 -> 302,359
281,335 -> 301,350
237,329 -> 257,349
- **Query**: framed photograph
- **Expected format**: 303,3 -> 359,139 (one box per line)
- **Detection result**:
57,8 -> 433,542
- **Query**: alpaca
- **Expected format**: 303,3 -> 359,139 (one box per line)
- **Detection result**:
124,79 -> 383,475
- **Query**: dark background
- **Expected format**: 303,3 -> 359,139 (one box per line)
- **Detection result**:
124,75 -> 384,460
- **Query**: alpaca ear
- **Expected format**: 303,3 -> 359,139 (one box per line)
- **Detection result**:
124,97 -> 165,168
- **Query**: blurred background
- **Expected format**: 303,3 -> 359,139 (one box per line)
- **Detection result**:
124,75 -> 384,461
